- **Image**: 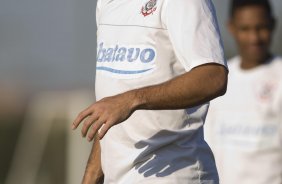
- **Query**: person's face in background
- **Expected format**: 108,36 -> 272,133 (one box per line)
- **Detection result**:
228,5 -> 276,63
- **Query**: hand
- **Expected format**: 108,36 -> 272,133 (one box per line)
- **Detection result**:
72,92 -> 136,140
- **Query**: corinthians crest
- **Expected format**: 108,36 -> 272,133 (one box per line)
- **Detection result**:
141,0 -> 157,17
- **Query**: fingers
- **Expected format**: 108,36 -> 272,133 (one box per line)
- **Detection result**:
98,122 -> 111,140
71,105 -> 113,141
72,107 -> 92,130
81,115 -> 99,137
87,119 -> 106,141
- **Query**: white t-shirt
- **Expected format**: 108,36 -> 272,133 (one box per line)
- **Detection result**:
95,0 -> 227,183
205,56 -> 282,184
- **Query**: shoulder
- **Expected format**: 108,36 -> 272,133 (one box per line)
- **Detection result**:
269,56 -> 282,98
268,56 -> 282,82
270,56 -> 282,68
165,0 -> 212,5
162,0 -> 218,27
264,56 -> 282,75
164,0 -> 214,11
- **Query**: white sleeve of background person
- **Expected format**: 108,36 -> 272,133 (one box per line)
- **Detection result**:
162,0 -> 226,71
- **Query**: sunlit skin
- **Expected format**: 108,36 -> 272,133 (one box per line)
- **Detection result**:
72,64 -> 227,141
228,5 -> 276,69
72,2 -> 228,183
72,64 -> 227,184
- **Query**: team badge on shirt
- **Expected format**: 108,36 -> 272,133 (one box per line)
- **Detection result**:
254,79 -> 277,103
141,0 -> 157,17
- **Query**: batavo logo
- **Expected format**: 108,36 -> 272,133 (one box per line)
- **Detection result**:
96,42 -> 156,79
141,0 -> 157,17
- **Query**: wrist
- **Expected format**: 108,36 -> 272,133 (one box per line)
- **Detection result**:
125,89 -> 147,111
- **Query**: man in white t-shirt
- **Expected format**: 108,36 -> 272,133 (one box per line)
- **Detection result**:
72,0 -> 228,183
205,0 -> 282,184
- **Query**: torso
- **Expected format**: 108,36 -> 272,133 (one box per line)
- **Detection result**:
95,0 -> 225,183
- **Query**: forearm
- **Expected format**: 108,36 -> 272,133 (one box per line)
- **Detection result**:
82,137 -> 104,184
129,64 -> 228,110
72,64 -> 228,140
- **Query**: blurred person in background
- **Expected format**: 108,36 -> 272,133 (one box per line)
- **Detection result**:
72,0 -> 228,183
205,0 -> 282,184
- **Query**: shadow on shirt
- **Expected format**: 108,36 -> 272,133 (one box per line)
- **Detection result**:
133,129 -> 218,179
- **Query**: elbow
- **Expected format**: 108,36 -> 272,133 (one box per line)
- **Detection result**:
189,63 -> 228,102
213,66 -> 228,97
217,78 -> 227,97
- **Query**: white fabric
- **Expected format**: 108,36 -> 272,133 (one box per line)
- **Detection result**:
205,56 -> 282,184
95,0 -> 227,183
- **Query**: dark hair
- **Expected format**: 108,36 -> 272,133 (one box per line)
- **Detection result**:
230,0 -> 273,18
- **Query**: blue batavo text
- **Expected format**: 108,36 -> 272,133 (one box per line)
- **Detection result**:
97,42 -> 155,63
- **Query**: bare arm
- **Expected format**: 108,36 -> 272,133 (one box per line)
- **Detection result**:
72,63 -> 228,140
133,64 -> 227,110
82,137 -> 104,184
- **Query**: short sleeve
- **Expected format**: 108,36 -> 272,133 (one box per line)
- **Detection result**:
162,0 -> 227,71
